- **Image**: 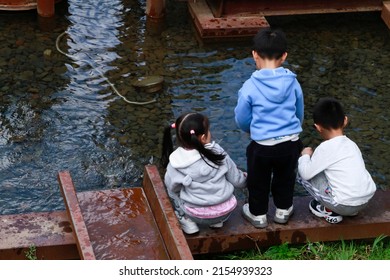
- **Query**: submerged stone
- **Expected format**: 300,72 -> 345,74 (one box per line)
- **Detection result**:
131,76 -> 164,93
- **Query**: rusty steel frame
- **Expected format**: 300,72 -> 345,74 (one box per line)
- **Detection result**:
1,166 -> 190,260
2,165 -> 389,259
206,0 -> 383,17
189,0 -> 269,41
0,211 -> 79,260
189,0 -> 388,40
0,0 -> 62,11
382,1 -> 390,28
185,191 -> 390,255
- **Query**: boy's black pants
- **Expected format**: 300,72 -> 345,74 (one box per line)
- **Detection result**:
246,139 -> 303,215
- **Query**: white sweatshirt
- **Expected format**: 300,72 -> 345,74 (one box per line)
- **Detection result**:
298,136 -> 376,206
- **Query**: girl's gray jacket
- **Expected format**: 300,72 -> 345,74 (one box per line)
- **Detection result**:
164,141 -> 246,208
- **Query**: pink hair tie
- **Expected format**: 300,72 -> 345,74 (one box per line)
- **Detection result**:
171,123 -> 176,129
190,129 -> 195,135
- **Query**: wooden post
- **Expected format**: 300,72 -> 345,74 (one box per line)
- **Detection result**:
146,0 -> 166,19
37,0 -> 55,17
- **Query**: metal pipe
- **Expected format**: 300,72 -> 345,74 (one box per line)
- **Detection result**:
146,0 -> 166,19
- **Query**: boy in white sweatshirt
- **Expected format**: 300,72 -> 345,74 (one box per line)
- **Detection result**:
298,97 -> 376,224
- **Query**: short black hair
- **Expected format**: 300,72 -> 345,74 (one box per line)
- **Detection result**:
313,97 -> 345,130
253,27 -> 287,59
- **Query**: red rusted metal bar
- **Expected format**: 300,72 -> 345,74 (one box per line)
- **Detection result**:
207,0 -> 383,17
185,190 -> 390,254
0,0 -> 62,11
37,0 -> 54,17
0,211 -> 79,260
143,165 -> 194,260
382,2 -> 390,29
0,0 -> 36,10
188,0 -> 269,41
58,171 -> 96,260
146,0 -> 165,19
190,0 -> 385,40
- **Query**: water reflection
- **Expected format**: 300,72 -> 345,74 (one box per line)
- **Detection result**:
0,1 -> 389,215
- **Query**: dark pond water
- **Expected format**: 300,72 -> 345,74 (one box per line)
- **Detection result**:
0,0 -> 389,215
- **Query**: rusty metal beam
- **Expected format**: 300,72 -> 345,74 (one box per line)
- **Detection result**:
146,0 -> 166,19
382,2 -> 390,28
190,0 -> 385,40
0,244 -> 79,260
0,0 -> 62,11
143,165 -> 194,260
185,190 -> 390,254
208,0 -> 383,17
58,171 -> 96,260
188,0 -> 269,41
0,211 -> 79,260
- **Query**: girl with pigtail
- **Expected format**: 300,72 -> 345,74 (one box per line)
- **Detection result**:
162,113 -> 246,234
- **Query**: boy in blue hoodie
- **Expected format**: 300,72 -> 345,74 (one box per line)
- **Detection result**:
235,28 -> 304,228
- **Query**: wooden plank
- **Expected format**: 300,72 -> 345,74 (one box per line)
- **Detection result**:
143,165 -> 194,260
186,190 -> 390,254
382,2 -> 390,29
58,171 -> 96,260
0,211 -> 79,260
77,188 -> 170,260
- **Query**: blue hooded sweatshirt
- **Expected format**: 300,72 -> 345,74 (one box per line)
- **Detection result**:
234,67 -> 304,141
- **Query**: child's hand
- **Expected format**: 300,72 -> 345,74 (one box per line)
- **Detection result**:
301,147 -> 313,157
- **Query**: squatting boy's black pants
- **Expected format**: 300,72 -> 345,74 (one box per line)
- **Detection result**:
246,139 -> 303,216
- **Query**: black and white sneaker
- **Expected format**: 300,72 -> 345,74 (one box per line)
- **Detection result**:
309,199 -> 343,224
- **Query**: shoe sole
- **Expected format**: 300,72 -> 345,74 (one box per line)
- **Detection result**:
242,210 -> 268,228
182,227 -> 199,234
325,216 -> 343,224
274,209 -> 294,224
209,225 -> 223,229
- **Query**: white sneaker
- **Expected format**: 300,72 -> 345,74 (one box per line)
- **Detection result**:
274,205 -> 294,224
175,212 -> 199,234
309,199 -> 343,224
209,222 -> 223,229
242,203 -> 268,228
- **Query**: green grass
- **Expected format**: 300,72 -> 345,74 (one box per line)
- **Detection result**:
25,245 -> 37,260
199,235 -> 390,260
